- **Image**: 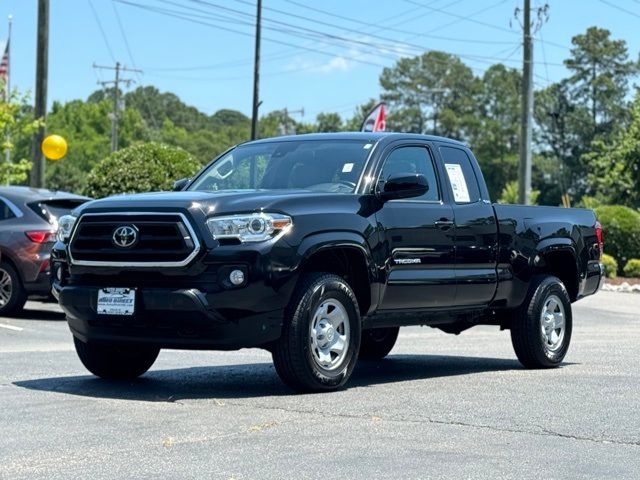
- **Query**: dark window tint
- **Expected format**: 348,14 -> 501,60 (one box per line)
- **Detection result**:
380,146 -> 439,201
0,199 -> 17,221
439,146 -> 481,204
189,140 -> 372,194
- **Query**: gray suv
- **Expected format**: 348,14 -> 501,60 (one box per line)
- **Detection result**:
0,187 -> 89,315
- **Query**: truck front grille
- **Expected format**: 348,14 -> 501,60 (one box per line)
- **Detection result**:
69,213 -> 200,267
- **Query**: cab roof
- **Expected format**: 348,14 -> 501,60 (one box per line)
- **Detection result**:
241,131 -> 467,148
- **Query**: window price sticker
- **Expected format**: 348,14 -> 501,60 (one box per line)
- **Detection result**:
445,163 -> 471,203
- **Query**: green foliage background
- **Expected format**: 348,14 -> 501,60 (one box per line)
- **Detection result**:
84,143 -> 200,198
595,205 -> 640,274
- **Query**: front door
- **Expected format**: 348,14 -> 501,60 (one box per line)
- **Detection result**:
375,144 -> 456,310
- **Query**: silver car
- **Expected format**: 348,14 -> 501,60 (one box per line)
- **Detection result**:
0,187 -> 89,315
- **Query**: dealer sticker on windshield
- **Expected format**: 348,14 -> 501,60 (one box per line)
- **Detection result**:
444,163 -> 471,203
97,288 -> 136,316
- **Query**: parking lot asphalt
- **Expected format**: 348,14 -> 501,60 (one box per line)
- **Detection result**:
1,290 -> 638,480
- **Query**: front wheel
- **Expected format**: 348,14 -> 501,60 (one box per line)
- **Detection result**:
511,275 -> 572,368
272,273 -> 361,392
73,337 -> 159,379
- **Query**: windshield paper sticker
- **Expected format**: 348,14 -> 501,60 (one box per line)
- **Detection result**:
342,163 -> 354,173
444,163 -> 470,202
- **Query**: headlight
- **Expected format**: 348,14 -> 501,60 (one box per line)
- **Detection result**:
56,215 -> 77,242
206,213 -> 292,243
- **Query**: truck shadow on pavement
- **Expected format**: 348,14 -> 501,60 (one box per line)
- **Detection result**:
14,354 -> 535,400
3,307 -> 66,321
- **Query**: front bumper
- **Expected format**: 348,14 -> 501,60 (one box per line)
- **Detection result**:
56,282 -> 285,350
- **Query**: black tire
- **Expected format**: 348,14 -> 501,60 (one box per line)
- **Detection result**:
359,327 -> 399,360
272,273 -> 361,392
73,336 -> 160,379
511,275 -> 572,369
0,261 -> 27,316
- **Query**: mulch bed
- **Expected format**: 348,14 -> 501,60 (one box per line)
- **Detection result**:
605,277 -> 640,286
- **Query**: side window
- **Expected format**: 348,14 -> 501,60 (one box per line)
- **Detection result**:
439,146 -> 481,204
380,146 -> 439,201
0,199 -> 17,221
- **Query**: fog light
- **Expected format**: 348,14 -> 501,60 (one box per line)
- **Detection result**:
229,269 -> 245,286
55,265 -> 63,282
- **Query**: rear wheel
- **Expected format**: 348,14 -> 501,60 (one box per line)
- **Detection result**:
73,336 -> 159,379
272,273 -> 361,392
0,261 -> 27,316
511,275 -> 572,368
359,327 -> 399,360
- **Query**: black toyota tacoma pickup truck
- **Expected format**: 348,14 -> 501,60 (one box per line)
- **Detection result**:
51,133 -> 604,392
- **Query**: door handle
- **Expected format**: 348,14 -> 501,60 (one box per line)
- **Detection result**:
435,219 -> 454,230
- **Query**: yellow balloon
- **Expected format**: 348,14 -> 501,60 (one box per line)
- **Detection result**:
42,134 -> 68,160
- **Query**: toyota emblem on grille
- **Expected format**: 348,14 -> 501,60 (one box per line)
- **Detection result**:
112,225 -> 138,248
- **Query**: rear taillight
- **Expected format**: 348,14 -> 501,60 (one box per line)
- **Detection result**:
25,230 -> 56,243
595,221 -> 603,258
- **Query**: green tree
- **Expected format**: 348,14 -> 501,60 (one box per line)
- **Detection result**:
583,92 -> 640,207
316,112 -> 343,132
45,99 -> 148,192
564,27 -> 637,136
471,64 -> 521,199
498,180 -> 539,205
380,51 -> 479,137
0,89 -> 41,185
85,142 -> 200,198
534,80 -> 592,203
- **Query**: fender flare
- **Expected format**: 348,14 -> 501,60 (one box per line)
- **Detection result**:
293,231 -> 379,313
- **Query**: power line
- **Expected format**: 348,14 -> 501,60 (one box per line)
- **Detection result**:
111,0 -> 160,132
114,0 -> 388,68
599,0 -> 640,19
94,62 -> 141,152
265,0 -> 518,45
88,0 -> 116,62
192,0 -> 529,67
402,0 -> 517,35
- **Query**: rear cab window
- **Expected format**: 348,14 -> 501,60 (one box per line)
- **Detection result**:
438,146 -> 482,204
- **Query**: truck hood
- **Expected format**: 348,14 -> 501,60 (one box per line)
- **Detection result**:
75,189 -> 356,217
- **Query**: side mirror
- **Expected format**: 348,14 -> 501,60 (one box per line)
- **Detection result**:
378,173 -> 429,200
173,178 -> 190,191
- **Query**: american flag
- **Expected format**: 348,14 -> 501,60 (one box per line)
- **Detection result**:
0,39 -> 9,91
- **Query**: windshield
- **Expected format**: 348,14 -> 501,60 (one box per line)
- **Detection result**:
188,139 -> 374,193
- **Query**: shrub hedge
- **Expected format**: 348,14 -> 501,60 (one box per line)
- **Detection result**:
601,254 -> 618,279
85,142 -> 200,198
594,205 -> 640,275
623,259 -> 640,278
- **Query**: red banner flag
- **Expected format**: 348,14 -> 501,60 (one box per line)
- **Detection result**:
360,102 -> 386,132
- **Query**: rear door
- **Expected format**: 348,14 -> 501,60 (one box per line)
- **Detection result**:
375,142 -> 456,310
437,145 -> 499,306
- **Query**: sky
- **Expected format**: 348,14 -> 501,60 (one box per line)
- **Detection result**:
1,0 -> 639,122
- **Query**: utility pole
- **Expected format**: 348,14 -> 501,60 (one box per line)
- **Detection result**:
250,0 -> 262,140
515,1 -> 549,205
93,62 -> 140,152
30,0 -> 48,188
277,107 -> 304,136
518,0 -> 533,205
